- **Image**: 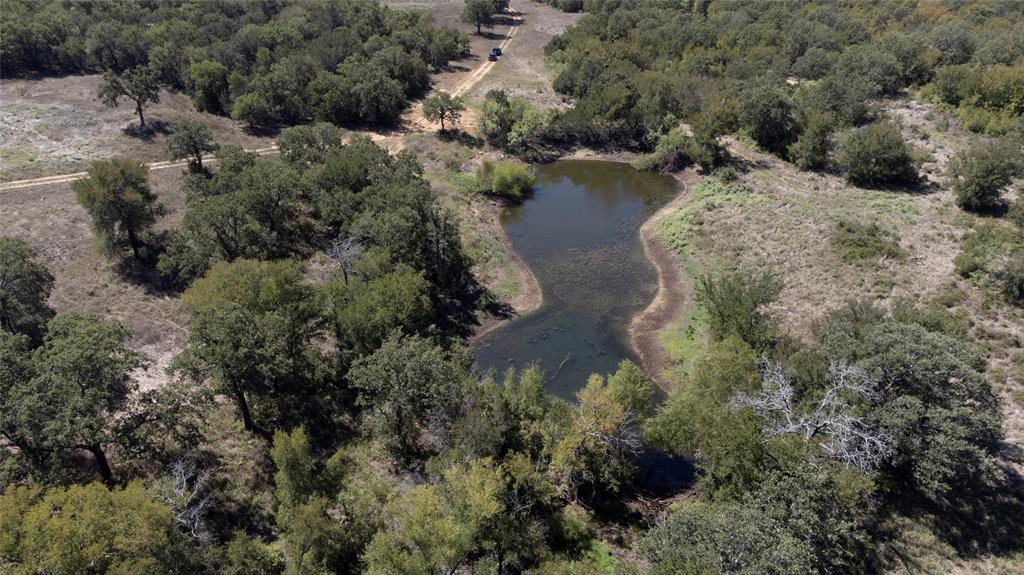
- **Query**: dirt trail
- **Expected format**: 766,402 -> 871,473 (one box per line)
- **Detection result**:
0,146 -> 280,192
0,7 -> 521,192
630,168 -> 700,392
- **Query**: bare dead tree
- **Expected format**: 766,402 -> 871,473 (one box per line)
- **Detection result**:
326,235 -> 365,285
731,360 -> 894,473
153,457 -> 214,544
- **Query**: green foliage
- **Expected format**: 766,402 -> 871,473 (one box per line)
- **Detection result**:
481,90 -> 554,159
422,91 -> 466,132
72,158 -> 165,263
695,269 -> 782,352
740,86 -> 798,157
223,531 -> 284,575
188,60 -> 231,114
157,148 -> 306,285
0,312 -> 146,484
838,122 -> 918,187
364,458 -> 503,574
476,158 -> 536,200
927,64 -> 1024,134
856,323 -> 1005,503
551,362 -> 654,499
954,221 -> 1024,304
347,333 -> 467,460
270,428 -> 348,575
640,465 -> 873,575
647,337 -> 769,500
0,481 -> 194,574
0,237 -> 54,344
167,121 -> 218,174
231,93 -> 274,129
278,123 -> 345,167
97,65 -> 162,127
1003,253 -> 1024,304
324,266 -> 434,362
177,259 -> 325,434
1008,200 -> 1024,229
787,111 -> 833,171
461,0 -> 496,35
7,0 -> 467,131
634,123 -> 725,173
831,220 -> 906,263
948,139 -> 1018,212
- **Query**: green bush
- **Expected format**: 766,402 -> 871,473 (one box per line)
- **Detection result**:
838,122 -> 918,187
1003,254 -> 1024,304
695,269 -> 782,352
740,86 -> 798,157
831,220 -> 906,263
954,221 -> 1024,278
788,112 -> 833,171
948,140 -> 1018,212
476,159 -> 535,200
1008,201 -> 1024,229
231,93 -> 273,129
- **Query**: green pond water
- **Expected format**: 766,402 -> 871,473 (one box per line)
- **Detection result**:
474,160 -> 678,399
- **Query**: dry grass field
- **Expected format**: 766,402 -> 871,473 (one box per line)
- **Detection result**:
0,75 -> 274,183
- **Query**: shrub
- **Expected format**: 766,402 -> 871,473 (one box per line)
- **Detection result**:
954,221 -> 1024,278
231,93 -> 274,129
948,140 -> 1018,212
1003,254 -> 1024,304
831,220 -> 906,263
696,269 -> 783,351
838,122 -> 917,187
1008,201 -> 1024,229
476,159 -> 535,200
740,86 -> 798,156
788,112 -> 833,171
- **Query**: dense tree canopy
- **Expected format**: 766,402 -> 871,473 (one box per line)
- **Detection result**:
3,0 -> 468,130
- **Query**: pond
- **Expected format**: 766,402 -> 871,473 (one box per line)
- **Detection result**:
474,160 -> 679,399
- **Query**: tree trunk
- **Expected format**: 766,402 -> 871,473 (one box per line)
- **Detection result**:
440,114 -> 445,132
88,444 -> 114,485
136,101 -> 146,127
233,384 -> 256,433
194,153 -> 203,173
476,22 -> 482,34
126,226 -> 143,262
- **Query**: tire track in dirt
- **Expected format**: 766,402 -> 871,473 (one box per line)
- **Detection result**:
0,146 -> 280,191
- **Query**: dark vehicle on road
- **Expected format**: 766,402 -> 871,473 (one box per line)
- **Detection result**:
488,47 -> 501,61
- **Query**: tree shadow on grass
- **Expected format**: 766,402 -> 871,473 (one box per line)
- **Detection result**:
122,120 -> 173,140
439,129 -> 484,148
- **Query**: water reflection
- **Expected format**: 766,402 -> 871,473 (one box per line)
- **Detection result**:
474,160 -> 678,399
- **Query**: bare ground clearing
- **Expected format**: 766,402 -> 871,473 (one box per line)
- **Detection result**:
0,168 -> 190,388
0,75 -> 274,183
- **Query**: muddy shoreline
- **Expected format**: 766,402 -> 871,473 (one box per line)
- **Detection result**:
468,198 -> 543,345
629,168 -> 699,392
469,154 -> 697,392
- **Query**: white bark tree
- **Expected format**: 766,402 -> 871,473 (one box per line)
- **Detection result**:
732,360 -> 894,473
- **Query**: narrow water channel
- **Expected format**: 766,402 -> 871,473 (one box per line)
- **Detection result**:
474,160 -> 678,399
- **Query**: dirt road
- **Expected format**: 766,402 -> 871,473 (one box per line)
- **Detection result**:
0,7 -> 520,193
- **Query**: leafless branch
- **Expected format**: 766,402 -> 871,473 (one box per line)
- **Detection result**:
326,235 -> 365,284
731,360 -> 894,473
153,457 -> 215,544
